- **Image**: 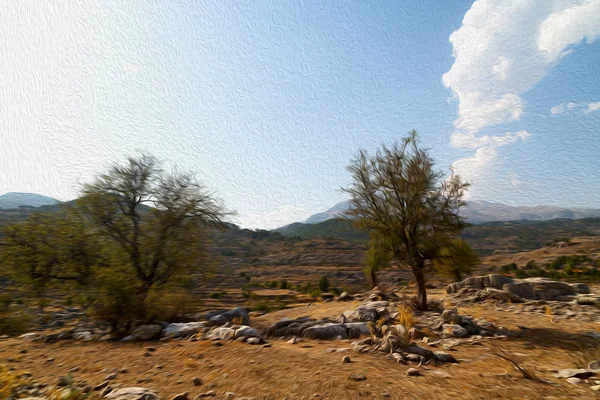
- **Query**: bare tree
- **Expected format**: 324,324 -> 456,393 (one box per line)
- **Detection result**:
344,131 -> 469,310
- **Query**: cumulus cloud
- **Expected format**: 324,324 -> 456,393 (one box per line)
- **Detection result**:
444,0 -> 600,182
551,102 -> 577,115
586,102 -> 600,113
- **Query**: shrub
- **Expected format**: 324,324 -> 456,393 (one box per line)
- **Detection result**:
209,291 -> 227,299
279,280 -> 289,290
145,290 -> 196,322
318,275 -> 330,292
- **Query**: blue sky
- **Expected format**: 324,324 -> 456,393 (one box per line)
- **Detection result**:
1,0 -> 599,228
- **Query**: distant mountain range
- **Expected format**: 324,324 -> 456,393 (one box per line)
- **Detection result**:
300,200 -> 600,225
0,192 -> 59,209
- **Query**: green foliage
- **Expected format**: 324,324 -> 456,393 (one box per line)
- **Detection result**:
0,305 -> 32,336
343,131 -> 469,310
363,233 -> 392,288
318,275 -> 330,292
279,279 -> 289,289
209,291 -> 227,299
499,263 -> 518,274
433,238 -> 479,281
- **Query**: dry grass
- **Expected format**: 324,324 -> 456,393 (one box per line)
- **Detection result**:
488,342 -> 539,381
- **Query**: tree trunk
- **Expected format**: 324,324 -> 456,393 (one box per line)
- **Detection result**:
371,268 -> 378,288
412,266 -> 428,311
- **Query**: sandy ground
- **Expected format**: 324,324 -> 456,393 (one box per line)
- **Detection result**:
2,291 -> 600,400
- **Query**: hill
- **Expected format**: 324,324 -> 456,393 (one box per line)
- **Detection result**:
0,192 -> 59,209
301,200 -> 600,225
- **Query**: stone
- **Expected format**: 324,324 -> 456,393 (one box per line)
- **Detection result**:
342,355 -> 351,363
406,368 -> 420,377
172,393 -> 189,400
589,360 -> 600,370
94,381 -> 109,391
442,324 -> 468,338
246,337 -> 262,345
162,322 -> 207,339
104,387 -> 159,400
337,291 -> 352,301
503,283 -> 535,300
287,336 -> 299,344
57,376 -> 71,387
567,377 -> 583,384
193,377 -> 202,386
19,333 -> 39,341
484,288 -> 523,303
302,324 -> 347,340
591,385 -> 600,391
130,324 -> 163,341
195,391 -> 216,398
557,369 -> 596,379
224,392 -> 236,400
569,283 -> 590,294
105,373 -> 118,381
234,326 -> 260,340
348,373 -> 366,381
207,308 -> 250,326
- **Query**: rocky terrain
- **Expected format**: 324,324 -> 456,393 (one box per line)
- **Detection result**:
2,277 -> 600,399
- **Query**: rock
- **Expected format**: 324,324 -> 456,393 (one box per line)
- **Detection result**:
57,376 -> 71,387
207,327 -> 236,341
557,369 -> 596,379
94,381 -> 110,391
207,308 -> 250,326
105,373 -> 118,381
503,283 -> 535,300
287,336 -> 299,344
104,387 -> 159,400
342,307 -> 377,322
442,324 -> 468,338
234,326 -> 260,340
246,337 -> 262,345
348,373 -> 366,381
567,377 -> 583,384
589,360 -> 600,370
522,277 -> 576,298
570,283 -> 590,294
484,288 -> 523,303
72,331 -> 94,341
302,324 -> 348,340
591,385 -> 600,391
406,368 -> 420,377
342,355 -> 352,363
19,333 -> 40,341
195,391 -> 216,398
337,291 -> 353,301
172,393 -> 189,400
162,322 -> 207,339
193,377 -> 202,386
224,392 -> 236,399
483,274 -> 514,289
130,324 -> 163,341
344,322 -> 371,339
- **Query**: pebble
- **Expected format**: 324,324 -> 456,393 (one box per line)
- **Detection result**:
406,368 -> 420,377
193,377 -> 202,386
348,373 -> 366,381
172,392 -> 189,400
342,355 -> 351,363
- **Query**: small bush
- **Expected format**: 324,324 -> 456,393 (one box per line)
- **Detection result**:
209,291 -> 227,299
145,290 -> 195,322
318,275 -> 330,292
279,280 -> 289,290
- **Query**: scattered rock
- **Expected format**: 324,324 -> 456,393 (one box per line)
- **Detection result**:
348,373 -> 366,381
193,377 -> 202,386
94,381 -> 110,391
104,387 -> 159,400
557,369 -> 596,379
172,392 -> 189,400
195,391 -> 216,398
406,368 -> 420,377
342,355 -> 352,363
567,377 -> 583,384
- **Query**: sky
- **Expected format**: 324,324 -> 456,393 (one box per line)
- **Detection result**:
1,0 -> 599,229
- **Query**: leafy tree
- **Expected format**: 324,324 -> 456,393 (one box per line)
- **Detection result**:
433,238 -> 479,282
78,154 -> 229,311
344,131 -> 469,310
364,233 -> 392,288
318,274 -> 330,292
0,207 -> 103,301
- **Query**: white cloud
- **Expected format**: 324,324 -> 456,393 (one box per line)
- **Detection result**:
444,0 -> 600,184
551,102 -> 577,114
586,102 -> 600,113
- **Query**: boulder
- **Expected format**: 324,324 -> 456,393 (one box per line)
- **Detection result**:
161,322 -> 207,339
207,308 -> 250,326
337,291 -> 353,301
442,324 -> 468,338
343,322 -> 371,339
130,324 -> 163,341
104,387 -> 159,400
503,283 -> 535,300
233,325 -> 260,340
484,288 -> 523,303
206,327 -> 236,341
483,274 -> 514,289
570,283 -> 590,294
522,277 -> 576,298
301,324 -> 348,340
342,307 -> 377,322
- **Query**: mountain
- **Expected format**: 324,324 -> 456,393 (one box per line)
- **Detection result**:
0,192 -> 60,209
301,200 -> 600,225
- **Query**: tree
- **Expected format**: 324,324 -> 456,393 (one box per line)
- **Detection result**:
432,238 -> 479,282
344,131 -> 469,310
79,154 -> 229,311
364,233 -> 392,288
0,207 -> 103,302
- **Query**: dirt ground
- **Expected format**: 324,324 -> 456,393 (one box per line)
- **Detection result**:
2,288 -> 600,400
